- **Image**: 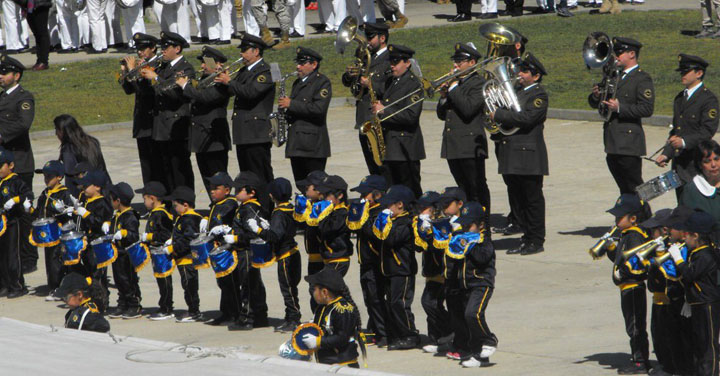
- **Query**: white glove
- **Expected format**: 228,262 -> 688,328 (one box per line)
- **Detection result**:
161,246 -> 171,255
199,218 -> 208,233
420,218 -> 432,232
418,214 -> 430,222
224,234 -> 236,244
164,238 -> 172,246
613,268 -> 621,280
53,200 -> 65,212
113,231 -> 123,241
69,195 -> 78,206
259,218 -> 270,230
210,225 -> 229,235
76,206 -> 87,217
668,243 -> 683,262
301,334 -> 318,349
64,207 -> 74,216
4,198 -> 15,210
247,218 -> 260,233
141,233 -> 149,242
101,222 -> 110,234
681,301 -> 692,318
382,208 -> 393,216
360,198 -> 366,204
23,198 -> 32,212
653,237 -> 666,249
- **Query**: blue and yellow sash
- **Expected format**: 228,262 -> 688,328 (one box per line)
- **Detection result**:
372,210 -> 392,240
432,218 -> 453,250
306,200 -> 333,227
658,245 -> 689,281
293,194 -> 311,223
446,231 -> 482,259
412,216 -> 433,250
346,200 -> 370,230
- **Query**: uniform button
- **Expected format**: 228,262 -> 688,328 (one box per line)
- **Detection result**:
446,129 -> 450,132
677,127 -> 681,130
233,113 -> 237,116
192,122 -> 195,125
628,130 -> 632,133
174,114 -> 178,117
254,116 -> 257,120
400,132 -> 405,136
692,115 -> 695,119
502,141 -> 507,144
680,115 -> 683,119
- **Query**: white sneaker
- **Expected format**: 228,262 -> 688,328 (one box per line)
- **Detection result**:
480,345 -> 496,359
45,291 -> 61,302
461,357 -> 483,368
422,344 -> 438,353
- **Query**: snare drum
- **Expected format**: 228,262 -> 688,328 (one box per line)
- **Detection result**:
209,245 -> 238,277
250,238 -> 275,268
60,231 -> 86,266
29,217 -> 62,247
150,246 -> 175,278
636,170 -> 684,202
291,323 -> 323,356
190,235 -> 214,269
91,235 -> 117,268
127,241 -> 151,272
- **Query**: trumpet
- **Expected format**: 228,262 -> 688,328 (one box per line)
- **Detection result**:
156,70 -> 204,92
589,226 -> 618,260
117,52 -> 162,84
196,57 -> 245,90
652,242 -> 685,264
622,236 -> 667,260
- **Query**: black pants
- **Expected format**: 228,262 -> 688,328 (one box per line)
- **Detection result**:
504,0 -> 524,15
277,252 -> 302,322
667,298 -> 694,374
360,264 -> 388,341
156,275 -> 174,313
27,6 -> 50,65
157,140 -> 195,192
18,172 -> 37,271
234,250 -> 252,324
196,150 -> 229,197
651,303 -> 673,373
606,154 -> 643,195
620,285 -> 649,364
324,260 -> 350,276
465,286 -> 497,355
178,264 -> 200,314
0,219 -> 25,292
446,280 -> 469,351
690,302 -> 720,376
359,133 -> 385,177
249,265 -> 268,323
384,274 -> 418,341
44,245 -> 65,290
136,137 -> 156,185
290,157 -> 327,184
456,0 -> 472,14
448,157 -> 491,225
421,280 -> 452,344
216,264 -> 243,318
111,252 -> 141,309
386,160 -> 422,198
236,143 -> 274,184
504,174 -> 545,246
308,261 -> 324,313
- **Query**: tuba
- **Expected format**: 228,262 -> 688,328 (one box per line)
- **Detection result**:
583,31 -> 621,121
589,226 -> 618,260
269,71 -> 298,147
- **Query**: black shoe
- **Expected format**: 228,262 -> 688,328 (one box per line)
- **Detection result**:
214,40 -> 231,45
449,13 -> 471,22
176,311 -> 203,323
647,368 -> 673,376
57,48 -> 78,54
375,337 -> 388,347
108,307 -> 127,319
0,288 -> 9,298
494,223 -> 522,235
122,307 -> 143,319
87,48 -> 107,54
228,321 -> 253,331
274,320 -> 299,332
521,244 -> 545,256
206,314 -> 233,326
506,243 -> 527,255
478,12 -> 498,19
8,288 -> 28,299
253,316 -> 269,328
617,362 -> 649,375
289,31 -> 304,38
148,311 -> 175,321
556,8 -> 574,16
389,337 -> 419,350
191,36 -> 201,43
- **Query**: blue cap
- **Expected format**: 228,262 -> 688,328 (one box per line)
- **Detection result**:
417,191 -> 441,208
378,185 -> 415,207
77,170 -> 106,188
350,175 -> 387,195
110,182 -> 134,203
456,201 -> 486,227
208,172 -> 233,188
607,194 -> 643,217
268,177 -> 292,202
0,146 -> 14,165
35,160 -> 65,177
678,210 -> 716,234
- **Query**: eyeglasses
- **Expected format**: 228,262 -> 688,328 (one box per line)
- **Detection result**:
239,45 -> 254,52
295,59 -> 312,65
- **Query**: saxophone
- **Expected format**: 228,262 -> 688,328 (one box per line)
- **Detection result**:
269,71 -> 298,147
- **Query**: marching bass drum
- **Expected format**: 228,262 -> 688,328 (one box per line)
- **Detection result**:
197,0 -> 220,6
115,0 -> 141,8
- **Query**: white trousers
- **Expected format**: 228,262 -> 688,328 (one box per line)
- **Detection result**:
218,0 -> 232,40
104,0 -> 123,45
188,0 -> 202,38
154,0 -> 191,41
288,0 -> 305,35
56,1 -> 80,48
318,0 -> 345,31
87,0 -> 108,49
242,0 -> 261,36
198,3 -> 220,40
480,0 -> 497,13
120,2 -> 145,47
2,0 -> 27,50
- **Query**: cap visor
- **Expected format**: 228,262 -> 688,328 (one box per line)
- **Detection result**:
606,207 -> 629,217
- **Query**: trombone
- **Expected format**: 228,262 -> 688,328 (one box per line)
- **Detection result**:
622,236 -> 667,260
197,57 -> 245,89
589,226 -> 618,260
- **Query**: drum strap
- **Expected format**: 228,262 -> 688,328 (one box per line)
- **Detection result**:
77,308 -> 91,330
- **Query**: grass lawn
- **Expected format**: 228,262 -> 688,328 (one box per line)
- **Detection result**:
21,9 -> 718,131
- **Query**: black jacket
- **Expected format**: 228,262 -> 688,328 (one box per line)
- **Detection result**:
285,71 -> 332,158
317,203 -> 353,262
343,47 -> 392,129
313,296 -> 360,365
64,299 -> 110,333
494,83 -> 549,176
110,207 -> 140,250
606,226 -> 648,286
437,72 -> 488,160
171,209 -> 202,262
182,80 -> 232,153
231,199 -> 268,250
33,185 -> 74,225
589,67 -> 654,156
208,197 -> 238,229
258,201 -> 298,258
676,245 -> 720,304
152,57 -> 195,142
79,195 -> 113,242
304,213 -> 323,263
0,85 -> 35,174
226,59 -> 276,145
121,72 -> 155,139
0,172 -> 31,221
378,69 -> 425,162
354,203 -> 383,267
144,205 -> 174,246
376,212 -> 418,277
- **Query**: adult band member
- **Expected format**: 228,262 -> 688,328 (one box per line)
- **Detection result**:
371,44 -> 425,198
119,33 -> 161,185
490,53 -> 549,256
140,32 -> 195,193
341,22 -> 391,176
588,37 -> 654,195
215,33 -> 276,185
655,54 -> 719,192
436,43 -> 490,223
280,47 -> 332,183
176,46 -> 232,197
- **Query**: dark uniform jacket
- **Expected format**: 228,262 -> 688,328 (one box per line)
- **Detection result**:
436,72 -> 488,160
33,184 -> 74,224
0,85 -> 35,174
588,67 -> 654,156
313,296 -> 360,365
318,203 -> 353,262
377,69 -> 425,162
121,72 -> 155,139
285,71 -> 332,158
110,207 -> 140,249
356,203 -> 383,267
676,245 -> 720,304
258,201 -> 298,259
227,59 -> 276,145
152,56 -> 195,142
64,299 -> 110,332
0,172 -> 31,221
208,196 -> 238,229
606,226 -> 648,287
170,209 -> 202,264
304,203 -> 323,264
182,79 -> 231,153
343,47 -> 392,129
412,216 -> 444,278
376,212 -> 417,277
231,198 -> 268,250
494,83 -> 549,176
443,233 -> 495,289
144,205 -> 174,246
79,195 -> 113,242
662,84 -> 719,182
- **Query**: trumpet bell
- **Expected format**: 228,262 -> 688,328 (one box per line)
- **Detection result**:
583,31 -> 613,69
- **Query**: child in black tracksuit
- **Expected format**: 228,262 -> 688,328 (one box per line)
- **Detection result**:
313,175 -> 353,276
0,147 -> 32,298
348,175 -> 388,346
373,184 -> 420,350
55,273 -> 110,333
166,186 -> 203,323
107,182 -> 142,319
136,181 -> 176,320
253,177 -> 301,332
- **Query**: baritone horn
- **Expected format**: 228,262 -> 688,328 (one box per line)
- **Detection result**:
622,236 -> 667,260
589,226 -> 618,260
583,31 -> 621,121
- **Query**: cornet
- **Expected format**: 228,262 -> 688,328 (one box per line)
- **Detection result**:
117,52 -> 162,84
197,57 -> 245,89
622,236 -> 667,260
652,243 -> 685,264
589,226 -> 618,260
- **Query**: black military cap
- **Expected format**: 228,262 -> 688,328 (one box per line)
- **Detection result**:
304,267 -> 346,292
362,22 -> 390,38
238,32 -> 269,50
133,33 -> 159,49
451,42 -> 481,61
612,36 -> 642,54
521,53 -> 547,76
208,172 -> 233,188
0,54 -> 25,74
295,46 -> 323,63
456,202 -> 486,227
77,170 -> 106,188
296,170 -> 329,188
607,193 -> 643,217
676,53 -> 709,72
640,208 -> 672,229
165,186 -> 195,205
388,44 -> 415,61
69,161 -> 92,177
379,184 -> 415,207
110,182 -> 134,203
35,160 -> 65,177
350,175 -> 387,195
198,46 -> 228,63
160,31 -> 189,49
234,171 -> 263,191
678,209 -> 715,234
268,177 -> 292,202
316,175 -> 348,194
53,273 -> 90,298
417,191 -> 441,208
134,181 -> 167,197
439,187 -> 467,207
0,146 -> 14,165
